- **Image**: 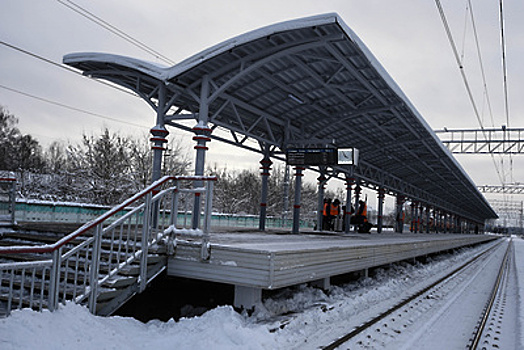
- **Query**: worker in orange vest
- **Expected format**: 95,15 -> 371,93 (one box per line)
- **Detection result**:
355,200 -> 373,233
330,199 -> 341,230
322,198 -> 332,230
357,200 -> 367,223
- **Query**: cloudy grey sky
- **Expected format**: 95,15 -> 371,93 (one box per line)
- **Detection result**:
1,0 -> 523,211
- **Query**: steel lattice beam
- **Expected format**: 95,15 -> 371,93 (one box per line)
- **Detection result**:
435,128 -> 524,154
478,185 -> 524,194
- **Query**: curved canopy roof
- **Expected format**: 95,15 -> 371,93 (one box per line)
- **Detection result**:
64,13 -> 497,222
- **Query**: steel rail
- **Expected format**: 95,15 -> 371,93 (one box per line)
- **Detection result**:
321,239 -> 505,350
468,238 -> 511,349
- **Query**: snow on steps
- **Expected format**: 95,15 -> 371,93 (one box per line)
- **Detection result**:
0,228 -> 168,316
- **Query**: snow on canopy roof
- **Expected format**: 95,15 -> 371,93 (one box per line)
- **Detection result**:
63,13 -> 497,221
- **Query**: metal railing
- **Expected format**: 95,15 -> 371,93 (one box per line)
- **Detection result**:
0,175 -> 216,317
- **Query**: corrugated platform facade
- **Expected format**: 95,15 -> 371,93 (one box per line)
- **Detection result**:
167,230 -> 497,309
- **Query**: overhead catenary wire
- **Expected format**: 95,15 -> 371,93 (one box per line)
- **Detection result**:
467,0 -> 496,128
0,40 -> 137,97
466,0 -> 510,188
434,0 -> 504,185
56,0 -> 175,66
0,84 -> 149,130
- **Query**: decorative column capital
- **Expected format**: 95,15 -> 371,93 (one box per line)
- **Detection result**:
150,125 -> 169,150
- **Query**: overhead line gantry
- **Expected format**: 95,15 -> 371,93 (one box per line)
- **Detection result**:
435,127 -> 524,154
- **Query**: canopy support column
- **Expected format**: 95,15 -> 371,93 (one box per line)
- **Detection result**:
377,187 -> 385,233
151,83 -> 169,183
395,195 -> 405,233
292,167 -> 304,234
192,75 -> 212,229
258,148 -> 272,231
353,182 -> 361,233
282,165 -> 290,227
316,170 -> 327,232
418,204 -> 424,233
433,207 -> 438,233
426,206 -> 431,233
345,174 -> 355,233
410,202 -> 416,232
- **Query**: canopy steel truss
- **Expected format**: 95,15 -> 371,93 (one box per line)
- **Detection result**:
435,127 -> 524,154
63,13 -> 497,224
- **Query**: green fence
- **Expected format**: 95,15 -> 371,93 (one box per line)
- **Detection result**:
13,200 -> 314,229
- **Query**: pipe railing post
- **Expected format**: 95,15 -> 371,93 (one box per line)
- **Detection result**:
88,223 -> 103,314
167,181 -> 179,256
203,181 -> 213,235
48,247 -> 62,311
139,192 -> 152,293
170,179 -> 179,228
201,181 -> 213,260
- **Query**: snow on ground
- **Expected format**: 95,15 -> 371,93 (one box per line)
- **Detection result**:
1,237 -> 522,350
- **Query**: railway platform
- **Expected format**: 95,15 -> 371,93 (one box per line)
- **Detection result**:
167,227 -> 498,310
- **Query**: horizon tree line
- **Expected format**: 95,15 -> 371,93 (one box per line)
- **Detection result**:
0,106 -> 339,218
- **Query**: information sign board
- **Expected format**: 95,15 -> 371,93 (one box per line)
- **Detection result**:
286,148 -> 337,166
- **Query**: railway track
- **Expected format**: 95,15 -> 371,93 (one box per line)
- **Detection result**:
468,238 -> 514,350
319,238 -> 513,350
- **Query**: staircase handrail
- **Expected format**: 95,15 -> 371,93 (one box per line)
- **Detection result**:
0,175 -> 217,255
0,174 -> 217,316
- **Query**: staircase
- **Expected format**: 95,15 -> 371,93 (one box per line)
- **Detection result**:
0,175 -> 216,317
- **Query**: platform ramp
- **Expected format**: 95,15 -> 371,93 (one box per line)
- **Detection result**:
0,175 -> 216,317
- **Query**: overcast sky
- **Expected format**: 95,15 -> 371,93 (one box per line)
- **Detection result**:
1,0 -> 523,211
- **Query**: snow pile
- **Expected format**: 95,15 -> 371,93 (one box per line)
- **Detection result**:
0,303 -> 277,350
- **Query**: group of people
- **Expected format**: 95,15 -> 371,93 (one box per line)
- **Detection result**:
322,198 -> 372,233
